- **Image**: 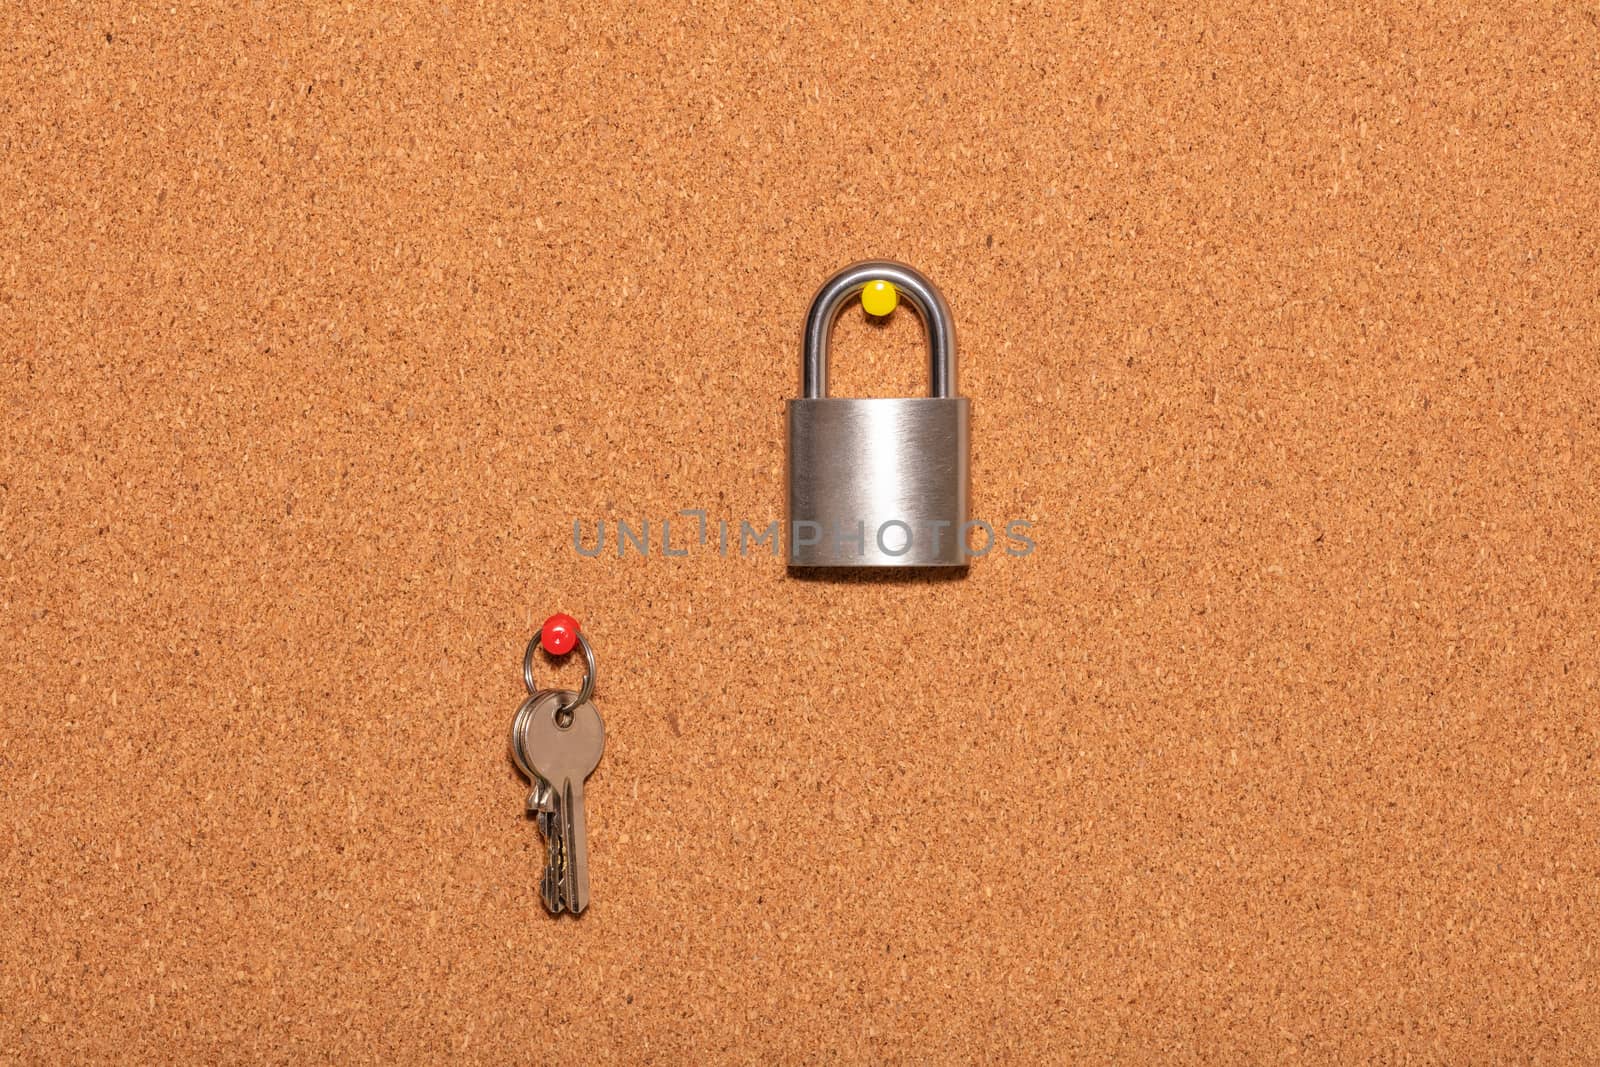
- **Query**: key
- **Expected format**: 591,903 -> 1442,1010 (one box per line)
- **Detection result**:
511,694 -> 567,910
517,688 -> 605,915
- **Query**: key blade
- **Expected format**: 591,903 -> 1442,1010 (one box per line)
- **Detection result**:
540,799 -> 566,914
534,778 -> 565,914
562,778 -> 590,915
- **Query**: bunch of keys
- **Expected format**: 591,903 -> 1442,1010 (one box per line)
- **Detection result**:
510,614 -> 606,915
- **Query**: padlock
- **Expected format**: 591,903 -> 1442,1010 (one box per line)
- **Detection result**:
786,260 -> 971,567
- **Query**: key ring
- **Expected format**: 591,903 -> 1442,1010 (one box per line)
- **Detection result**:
523,630 -> 596,714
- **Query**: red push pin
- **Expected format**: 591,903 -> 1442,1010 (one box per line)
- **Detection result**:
540,613 -> 580,656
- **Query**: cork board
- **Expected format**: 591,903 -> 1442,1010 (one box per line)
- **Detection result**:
3,1 -> 1599,1061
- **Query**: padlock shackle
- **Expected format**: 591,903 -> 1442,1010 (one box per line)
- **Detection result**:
801,260 -> 957,400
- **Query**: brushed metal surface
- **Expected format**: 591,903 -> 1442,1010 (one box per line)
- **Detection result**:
787,397 -> 971,566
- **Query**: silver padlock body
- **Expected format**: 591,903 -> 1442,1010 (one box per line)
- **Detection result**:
787,397 -> 970,567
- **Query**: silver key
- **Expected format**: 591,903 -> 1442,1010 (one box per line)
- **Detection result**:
517,688 -> 605,915
511,694 -> 566,911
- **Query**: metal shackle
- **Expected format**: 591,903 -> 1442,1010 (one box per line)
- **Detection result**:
801,260 -> 958,400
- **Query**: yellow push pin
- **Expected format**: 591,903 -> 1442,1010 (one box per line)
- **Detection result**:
861,279 -> 898,318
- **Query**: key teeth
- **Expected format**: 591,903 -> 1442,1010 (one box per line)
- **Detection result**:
536,786 -> 567,915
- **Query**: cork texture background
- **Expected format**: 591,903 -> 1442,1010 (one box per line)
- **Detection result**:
4,1 -> 1600,1062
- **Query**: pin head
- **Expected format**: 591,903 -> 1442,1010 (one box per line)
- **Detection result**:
541,613 -> 580,656
861,279 -> 898,317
